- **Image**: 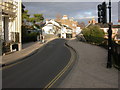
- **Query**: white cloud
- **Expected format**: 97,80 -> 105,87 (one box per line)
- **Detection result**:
23,2 -> 118,24
78,16 -> 98,19
84,12 -> 92,15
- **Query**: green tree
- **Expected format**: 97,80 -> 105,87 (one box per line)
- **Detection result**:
82,25 -> 105,45
34,14 -> 44,22
22,10 -> 30,22
29,17 -> 35,23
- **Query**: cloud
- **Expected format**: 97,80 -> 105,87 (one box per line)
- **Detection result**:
79,16 -> 98,19
23,2 -> 118,24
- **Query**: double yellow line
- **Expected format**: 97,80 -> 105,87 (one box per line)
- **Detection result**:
43,45 -> 75,89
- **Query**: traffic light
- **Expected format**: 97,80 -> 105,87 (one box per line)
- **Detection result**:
97,2 -> 107,24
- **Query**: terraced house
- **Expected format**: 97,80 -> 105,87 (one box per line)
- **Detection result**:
0,0 -> 22,54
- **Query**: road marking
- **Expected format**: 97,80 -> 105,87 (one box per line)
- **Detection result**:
0,59 -> 26,70
43,43 -> 76,89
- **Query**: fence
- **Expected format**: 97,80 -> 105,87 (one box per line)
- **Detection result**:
112,42 -> 120,70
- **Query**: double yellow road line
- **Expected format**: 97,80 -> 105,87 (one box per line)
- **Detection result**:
43,44 -> 76,89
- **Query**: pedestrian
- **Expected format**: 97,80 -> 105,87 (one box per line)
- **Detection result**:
39,34 -> 42,42
41,35 -> 45,43
37,35 -> 39,41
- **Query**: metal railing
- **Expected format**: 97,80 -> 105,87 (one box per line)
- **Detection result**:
112,42 -> 120,70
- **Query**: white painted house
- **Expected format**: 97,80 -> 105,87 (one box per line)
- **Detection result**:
60,25 -> 73,38
42,19 -> 61,35
61,26 -> 67,38
1,0 -> 22,53
76,26 -> 81,35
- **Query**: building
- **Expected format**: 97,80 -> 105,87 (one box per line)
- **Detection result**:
86,18 -> 97,28
42,19 -> 61,35
56,15 -> 81,37
88,18 -> 96,25
114,30 -> 120,43
61,25 -> 73,38
101,27 -> 118,39
0,0 -> 22,54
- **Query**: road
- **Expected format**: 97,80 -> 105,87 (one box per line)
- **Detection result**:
2,38 -> 71,88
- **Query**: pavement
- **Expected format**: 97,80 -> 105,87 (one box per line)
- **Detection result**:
1,37 -> 57,66
58,38 -> 119,88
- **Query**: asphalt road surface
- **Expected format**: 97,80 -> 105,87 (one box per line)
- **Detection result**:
2,38 -> 71,88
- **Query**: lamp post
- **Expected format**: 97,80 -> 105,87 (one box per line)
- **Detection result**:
107,0 -> 112,68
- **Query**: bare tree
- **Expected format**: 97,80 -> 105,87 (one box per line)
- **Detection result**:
78,21 -> 86,29
55,13 -> 62,21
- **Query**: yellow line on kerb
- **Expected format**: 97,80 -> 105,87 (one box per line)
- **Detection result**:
0,59 -> 25,70
43,46 -> 74,89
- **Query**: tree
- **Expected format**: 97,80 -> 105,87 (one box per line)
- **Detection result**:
56,13 -> 62,21
22,10 -> 30,22
82,25 -> 105,44
21,4 -> 44,43
34,14 -> 44,22
78,21 -> 86,29
29,17 -> 35,23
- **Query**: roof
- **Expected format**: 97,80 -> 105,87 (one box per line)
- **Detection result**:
66,27 -> 72,30
112,25 -> 120,28
118,20 -> 120,22
47,22 -> 53,24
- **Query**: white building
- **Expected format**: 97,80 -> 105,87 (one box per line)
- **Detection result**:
76,26 -> 81,35
1,0 -> 22,53
61,26 -> 67,38
42,19 -> 61,35
61,25 -> 73,38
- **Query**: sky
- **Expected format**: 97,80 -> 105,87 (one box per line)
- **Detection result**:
23,1 -> 119,25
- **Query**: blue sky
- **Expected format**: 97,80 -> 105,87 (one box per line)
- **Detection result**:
23,2 -> 119,25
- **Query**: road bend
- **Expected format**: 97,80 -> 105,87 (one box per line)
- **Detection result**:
2,38 -> 71,88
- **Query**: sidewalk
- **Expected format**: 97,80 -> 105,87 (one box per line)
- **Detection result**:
1,37 -> 57,66
22,42 -> 37,49
59,39 -> 118,88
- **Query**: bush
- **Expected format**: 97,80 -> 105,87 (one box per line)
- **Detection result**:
82,25 -> 105,45
22,32 -> 38,43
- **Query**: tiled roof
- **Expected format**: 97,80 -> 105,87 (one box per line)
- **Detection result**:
118,20 -> 120,22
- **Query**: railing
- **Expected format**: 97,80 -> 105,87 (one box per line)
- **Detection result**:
0,0 -> 18,15
112,42 -> 120,70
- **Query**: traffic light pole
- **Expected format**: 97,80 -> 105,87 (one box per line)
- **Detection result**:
107,0 -> 112,68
